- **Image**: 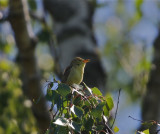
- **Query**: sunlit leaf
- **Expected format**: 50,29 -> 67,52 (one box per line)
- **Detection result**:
0,0 -> 8,7
106,96 -> 114,111
137,129 -> 150,134
0,60 -> 12,71
91,87 -> 102,96
143,129 -> 149,134
103,105 -> 109,116
113,126 -> 119,133
63,100 -> 68,108
4,43 -> 12,54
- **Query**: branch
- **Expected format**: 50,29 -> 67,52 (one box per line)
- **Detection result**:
128,116 -> 144,123
129,115 -> 160,133
8,0 -> 50,133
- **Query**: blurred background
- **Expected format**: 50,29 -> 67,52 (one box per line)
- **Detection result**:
0,0 -> 160,133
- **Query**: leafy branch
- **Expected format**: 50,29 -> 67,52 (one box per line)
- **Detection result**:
45,81 -> 117,134
129,116 -> 160,134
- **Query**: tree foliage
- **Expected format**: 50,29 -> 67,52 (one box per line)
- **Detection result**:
0,58 -> 37,134
45,82 -> 115,134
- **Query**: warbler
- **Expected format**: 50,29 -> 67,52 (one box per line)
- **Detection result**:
62,57 -> 90,85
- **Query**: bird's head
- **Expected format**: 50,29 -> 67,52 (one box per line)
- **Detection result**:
71,57 -> 90,67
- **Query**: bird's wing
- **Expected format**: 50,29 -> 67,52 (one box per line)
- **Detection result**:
62,65 -> 72,83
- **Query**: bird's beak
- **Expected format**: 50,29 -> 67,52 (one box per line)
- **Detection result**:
83,59 -> 90,63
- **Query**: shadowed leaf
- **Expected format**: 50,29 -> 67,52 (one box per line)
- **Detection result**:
57,83 -> 71,97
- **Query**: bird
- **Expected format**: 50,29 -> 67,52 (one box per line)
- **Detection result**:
62,57 -> 90,85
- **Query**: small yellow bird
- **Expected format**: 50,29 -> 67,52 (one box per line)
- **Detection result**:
62,57 -> 90,85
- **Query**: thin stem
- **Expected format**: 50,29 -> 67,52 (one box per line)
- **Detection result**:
111,88 -> 121,129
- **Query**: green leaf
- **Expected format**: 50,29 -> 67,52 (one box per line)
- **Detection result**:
73,95 -> 83,106
83,105 -> 90,114
95,125 -> 104,131
83,116 -> 94,131
57,97 -> 63,111
57,83 -> 71,97
53,117 -> 68,126
45,129 -> 49,134
142,129 -> 149,134
113,126 -> 119,133
71,105 -> 84,118
91,87 -> 102,96
103,105 -> 109,116
69,121 -> 81,132
55,126 -> 69,134
106,96 -> 114,111
0,0 -> 8,7
46,88 -> 59,103
142,121 -> 154,128
90,102 -> 104,119
103,96 -> 114,116
62,109 -> 68,114
84,99 -> 90,107
63,100 -> 68,108
90,97 -> 98,106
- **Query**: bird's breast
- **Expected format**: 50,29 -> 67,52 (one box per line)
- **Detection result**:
66,66 -> 84,85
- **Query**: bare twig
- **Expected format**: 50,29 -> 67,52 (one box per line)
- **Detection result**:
129,115 -> 160,127
111,88 -> 121,129
129,116 -> 160,134
128,116 -> 144,123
